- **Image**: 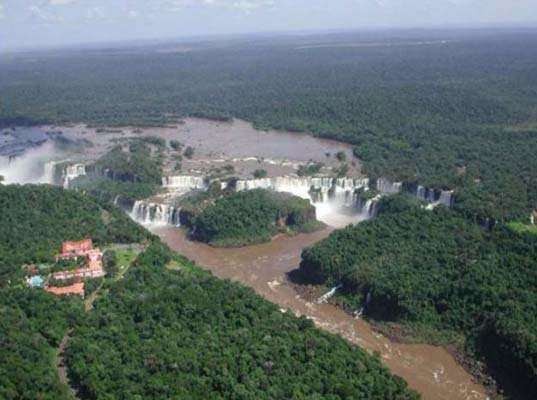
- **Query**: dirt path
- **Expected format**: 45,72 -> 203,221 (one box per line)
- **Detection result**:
84,281 -> 104,312
56,330 -> 79,400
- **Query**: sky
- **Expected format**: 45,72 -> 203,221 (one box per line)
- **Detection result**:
1,0 -> 536,51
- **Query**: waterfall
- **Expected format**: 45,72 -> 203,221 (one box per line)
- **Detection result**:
356,195 -> 381,218
37,161 -> 87,187
376,178 -> 402,194
234,176 -> 371,227
162,175 -> 206,190
438,190 -> 454,207
62,163 -> 86,188
130,201 -> 181,226
416,185 -> 426,200
414,185 -> 454,208
316,284 -> 343,304
235,176 -> 369,206
415,185 -> 437,202
151,174 -> 455,228
40,161 -> 58,184
354,291 -> 372,319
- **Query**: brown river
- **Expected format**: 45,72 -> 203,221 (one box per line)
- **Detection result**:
154,227 -> 489,400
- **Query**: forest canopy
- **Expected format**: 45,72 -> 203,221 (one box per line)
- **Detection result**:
299,195 -> 537,398
0,185 -> 418,400
1,30 -> 537,220
0,184 -> 149,283
1,29 -> 537,399
0,184 -> 149,400
184,189 -> 321,247
66,242 -> 418,400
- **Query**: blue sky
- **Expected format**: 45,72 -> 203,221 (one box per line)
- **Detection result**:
1,0 -> 536,50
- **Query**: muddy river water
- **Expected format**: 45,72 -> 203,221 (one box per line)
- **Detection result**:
155,227 -> 489,400
2,118 -> 489,398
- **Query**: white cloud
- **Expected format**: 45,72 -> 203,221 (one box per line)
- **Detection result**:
230,0 -> 275,13
164,0 -> 276,13
49,0 -> 79,5
28,5 -> 64,22
3,0 -> 537,51
85,6 -> 106,20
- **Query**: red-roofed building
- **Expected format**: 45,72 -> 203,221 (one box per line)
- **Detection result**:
60,239 -> 93,258
53,239 -> 104,281
52,267 -> 105,280
45,282 -> 85,298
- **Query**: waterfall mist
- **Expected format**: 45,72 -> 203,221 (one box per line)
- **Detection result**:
235,176 -> 372,228
133,175 -> 455,229
0,142 -> 60,184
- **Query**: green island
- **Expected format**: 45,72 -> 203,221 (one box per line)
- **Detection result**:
0,185 -> 416,399
300,195 -> 537,398
71,137 -> 165,203
181,188 -> 322,247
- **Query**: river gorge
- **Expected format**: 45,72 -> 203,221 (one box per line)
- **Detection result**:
0,118 -> 483,400
154,226 -> 488,400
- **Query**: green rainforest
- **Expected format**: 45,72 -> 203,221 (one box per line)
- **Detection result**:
1,29 -> 537,399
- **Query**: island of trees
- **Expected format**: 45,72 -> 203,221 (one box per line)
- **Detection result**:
71,137 -> 165,204
180,188 -> 322,247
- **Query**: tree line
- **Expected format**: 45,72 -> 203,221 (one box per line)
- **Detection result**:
300,195 -> 537,398
1,31 -> 537,220
182,188 -> 321,247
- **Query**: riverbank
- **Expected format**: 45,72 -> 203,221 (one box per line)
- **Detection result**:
154,226 -> 488,400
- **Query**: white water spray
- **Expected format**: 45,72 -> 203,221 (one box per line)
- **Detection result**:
130,201 -> 181,226
0,142 -> 59,184
236,176 -> 371,227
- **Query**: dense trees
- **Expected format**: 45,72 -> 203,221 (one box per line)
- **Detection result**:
183,146 -> 195,159
297,163 -> 324,177
65,242 -> 418,400
93,140 -> 163,185
0,184 -> 150,400
300,195 -> 537,398
253,169 -> 268,179
1,29 -> 537,398
186,189 -> 321,247
0,185 -> 418,399
0,184 -> 149,283
169,139 -> 182,150
71,138 -> 165,202
0,290 -> 82,400
1,30 -> 537,219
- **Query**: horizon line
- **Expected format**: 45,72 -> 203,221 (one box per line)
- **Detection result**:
2,22 -> 537,55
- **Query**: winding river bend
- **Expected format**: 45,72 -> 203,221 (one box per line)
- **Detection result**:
2,119 -> 488,399
155,226 -> 488,400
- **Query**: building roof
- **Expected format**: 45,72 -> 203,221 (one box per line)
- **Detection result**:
61,238 -> 93,256
45,282 -> 85,297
